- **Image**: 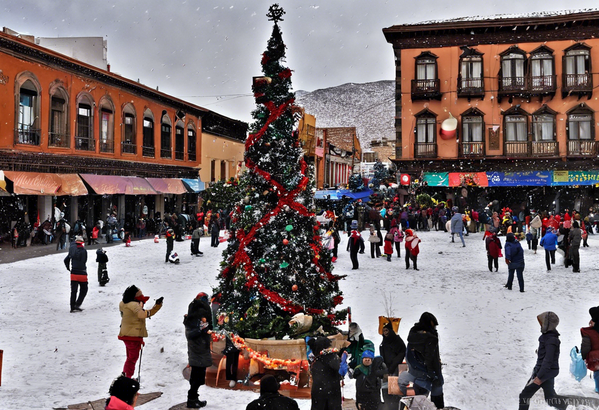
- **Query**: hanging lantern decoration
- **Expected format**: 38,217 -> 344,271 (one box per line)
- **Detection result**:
292,284 -> 298,291
285,224 -> 293,231
400,174 -> 411,186
283,238 -> 289,245
440,113 -> 458,140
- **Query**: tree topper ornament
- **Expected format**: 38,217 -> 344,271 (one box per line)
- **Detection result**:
266,4 -> 285,23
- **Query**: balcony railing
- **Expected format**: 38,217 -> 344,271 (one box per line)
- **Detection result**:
457,77 -> 484,98
530,75 -> 557,94
567,139 -> 597,156
175,150 -> 184,161
49,132 -> 69,148
531,141 -> 559,156
15,129 -> 41,145
411,79 -> 441,100
504,141 -> 529,156
160,148 -> 172,159
75,136 -> 95,151
188,151 -> 196,162
499,76 -> 528,94
121,141 -> 137,155
459,142 -> 485,157
414,142 -> 437,158
563,73 -> 592,94
100,140 -> 114,153
142,146 -> 155,158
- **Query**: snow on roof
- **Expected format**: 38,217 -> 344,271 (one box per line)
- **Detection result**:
404,8 -> 599,27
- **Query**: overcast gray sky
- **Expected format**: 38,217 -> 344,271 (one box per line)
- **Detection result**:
3,0 -> 597,124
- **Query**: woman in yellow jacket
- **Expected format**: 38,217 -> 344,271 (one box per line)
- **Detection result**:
118,285 -> 163,378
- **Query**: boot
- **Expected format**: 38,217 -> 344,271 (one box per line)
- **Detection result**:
431,394 -> 444,409
186,399 -> 207,408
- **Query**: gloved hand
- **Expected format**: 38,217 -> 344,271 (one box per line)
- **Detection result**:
156,297 -> 164,305
339,352 -> 348,378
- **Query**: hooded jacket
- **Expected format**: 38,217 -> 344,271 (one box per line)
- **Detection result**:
485,234 -> 502,258
308,337 -> 342,408
184,297 -> 213,367
569,227 -> 582,248
379,324 -> 406,375
118,288 -> 162,339
533,311 -> 561,382
407,312 -> 441,377
450,213 -> 464,233
504,233 -> 524,269
540,230 -> 558,251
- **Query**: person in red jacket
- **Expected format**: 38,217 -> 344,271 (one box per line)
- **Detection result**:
404,229 -> 421,271
485,230 -> 502,272
105,375 -> 140,410
581,306 -> 599,393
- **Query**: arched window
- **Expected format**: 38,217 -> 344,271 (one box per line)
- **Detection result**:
160,112 -> 172,159
187,121 -> 197,162
530,46 -> 555,94
99,96 -> 115,153
15,72 -> 41,145
563,43 -> 593,96
502,106 -> 529,156
142,108 -> 155,158
531,105 -> 558,156
458,47 -> 484,98
412,52 -> 440,100
122,103 -> 136,154
76,92 -> 95,151
48,82 -> 69,148
499,46 -> 527,96
567,103 -> 595,156
414,109 -> 437,158
175,120 -> 185,160
460,108 -> 485,156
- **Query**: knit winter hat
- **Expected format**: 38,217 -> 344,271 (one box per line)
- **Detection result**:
196,292 -> 209,303
405,229 -> 414,236
259,374 -> 280,394
75,235 -> 84,243
109,376 -> 139,405
351,220 -> 358,229
362,349 -> 375,359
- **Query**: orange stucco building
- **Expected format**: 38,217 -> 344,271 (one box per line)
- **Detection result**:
384,10 -> 599,211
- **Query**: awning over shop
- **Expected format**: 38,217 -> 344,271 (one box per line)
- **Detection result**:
3,171 -> 63,195
181,178 -> 205,193
314,188 -> 373,201
80,174 -> 157,195
0,171 -> 8,196
145,178 -> 188,194
56,174 -> 88,196
423,171 -> 599,187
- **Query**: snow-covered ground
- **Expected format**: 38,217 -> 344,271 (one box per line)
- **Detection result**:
1,229 -> 598,410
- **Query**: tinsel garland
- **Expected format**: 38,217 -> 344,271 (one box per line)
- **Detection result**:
226,95 -> 342,315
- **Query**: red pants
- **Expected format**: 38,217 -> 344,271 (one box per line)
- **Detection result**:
122,339 -> 143,378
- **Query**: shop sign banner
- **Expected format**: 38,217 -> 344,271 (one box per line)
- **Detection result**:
448,172 -> 489,187
423,172 -> 448,187
552,171 -> 599,186
487,171 -> 552,187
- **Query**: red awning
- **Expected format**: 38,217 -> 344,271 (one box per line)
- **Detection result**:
3,171 -> 63,195
56,174 -> 88,196
145,178 -> 188,194
80,174 -> 157,195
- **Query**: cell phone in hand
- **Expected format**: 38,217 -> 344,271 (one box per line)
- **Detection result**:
156,297 -> 164,305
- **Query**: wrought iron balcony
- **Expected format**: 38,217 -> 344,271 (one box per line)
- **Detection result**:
121,141 -> 137,154
457,77 -> 484,98
175,150 -> 184,161
567,140 -> 597,156
530,75 -> 557,94
15,128 -> 41,145
562,74 -> 592,95
531,141 -> 559,156
459,142 -> 485,157
188,151 -> 196,162
75,136 -> 95,151
414,142 -> 437,158
411,79 -> 441,100
142,146 -> 155,158
49,132 -> 69,148
498,76 -> 528,96
160,148 -> 172,159
100,140 -> 114,153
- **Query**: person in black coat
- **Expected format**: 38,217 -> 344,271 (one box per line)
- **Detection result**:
406,312 -> 444,409
308,336 -> 342,410
346,220 -> 365,270
64,236 -> 88,312
165,228 -> 175,263
210,216 -> 220,247
379,321 -> 406,376
518,311 -> 567,410
353,350 -> 387,410
246,374 -> 300,410
183,292 -> 213,409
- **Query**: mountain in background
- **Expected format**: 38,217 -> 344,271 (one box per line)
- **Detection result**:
295,80 -> 395,149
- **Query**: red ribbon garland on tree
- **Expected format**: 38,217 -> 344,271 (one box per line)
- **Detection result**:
226,95 -> 341,315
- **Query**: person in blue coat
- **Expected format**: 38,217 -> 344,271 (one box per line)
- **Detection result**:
504,233 -> 525,292
518,311 -> 567,410
450,207 -> 465,247
540,226 -> 558,271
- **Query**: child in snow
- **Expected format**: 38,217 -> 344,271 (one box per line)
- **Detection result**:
96,248 -> 110,286
352,350 -> 387,410
525,229 -> 533,250
105,375 -> 140,410
384,230 -> 394,261
404,229 -> 421,270
165,228 -> 175,263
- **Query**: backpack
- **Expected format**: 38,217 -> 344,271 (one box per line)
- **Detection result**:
570,346 -> 587,382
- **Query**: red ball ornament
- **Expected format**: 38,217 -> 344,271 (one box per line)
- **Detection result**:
283,239 -> 289,245
292,284 -> 298,291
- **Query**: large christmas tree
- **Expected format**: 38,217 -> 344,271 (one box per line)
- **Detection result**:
214,4 -> 347,339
